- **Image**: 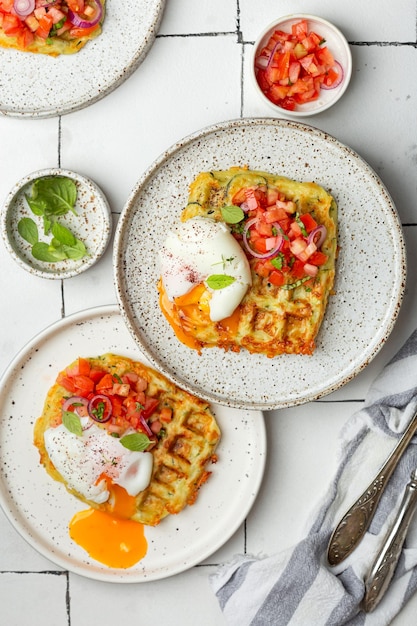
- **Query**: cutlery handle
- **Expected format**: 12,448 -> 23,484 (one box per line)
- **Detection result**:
362,471 -> 417,612
327,412 -> 417,566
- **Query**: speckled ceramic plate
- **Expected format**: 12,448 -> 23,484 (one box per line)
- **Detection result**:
0,0 -> 165,118
114,118 -> 406,410
1,168 -> 112,279
0,305 -> 266,583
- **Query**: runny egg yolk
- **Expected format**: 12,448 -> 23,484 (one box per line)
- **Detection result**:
69,482 -> 148,569
158,279 -> 242,352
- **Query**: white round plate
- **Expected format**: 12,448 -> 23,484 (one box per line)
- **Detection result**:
0,305 -> 266,583
1,168 -> 112,279
0,0 -> 165,118
113,118 -> 406,410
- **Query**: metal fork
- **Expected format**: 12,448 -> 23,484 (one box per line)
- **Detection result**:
327,410 -> 417,567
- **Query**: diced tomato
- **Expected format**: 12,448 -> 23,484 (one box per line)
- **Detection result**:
89,368 -> 105,384
66,0 -> 85,11
57,373 -> 77,393
36,14 -> 53,39
112,382 -> 130,397
141,397 -> 159,419
2,14 -> 22,35
0,0 -> 14,11
72,375 -> 95,395
265,206 -> 287,223
299,213 -> 318,233
17,28 -> 34,48
269,270 -> 285,286
77,357 -> 91,376
95,373 -> 114,391
308,251 -> 328,266
291,19 -> 308,41
291,259 -> 307,279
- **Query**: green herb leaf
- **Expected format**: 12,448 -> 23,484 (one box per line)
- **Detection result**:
62,238 -> 87,260
31,176 -> 77,217
51,221 -> 77,246
120,432 -> 152,452
206,274 -> 236,289
31,242 -> 67,262
221,205 -> 245,224
271,253 -> 284,270
62,411 -> 83,436
17,217 -> 39,245
25,194 -> 47,217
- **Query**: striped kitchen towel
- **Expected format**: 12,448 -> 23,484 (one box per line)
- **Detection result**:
210,329 -> 417,625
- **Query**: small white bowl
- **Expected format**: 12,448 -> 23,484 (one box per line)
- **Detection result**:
1,168 -> 112,279
251,14 -> 352,117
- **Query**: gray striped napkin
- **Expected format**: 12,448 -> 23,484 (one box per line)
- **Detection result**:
210,329 -> 417,625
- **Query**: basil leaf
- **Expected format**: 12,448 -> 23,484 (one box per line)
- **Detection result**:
51,221 -> 77,246
271,254 -> 284,270
31,242 -> 67,262
25,194 -> 47,217
62,238 -> 87,260
17,217 -> 39,245
32,176 -> 77,216
62,411 -> 83,436
221,205 -> 245,224
120,433 -> 152,452
206,274 -> 236,289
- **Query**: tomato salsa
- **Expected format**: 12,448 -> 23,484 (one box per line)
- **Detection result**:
230,183 -> 329,289
254,19 -> 343,111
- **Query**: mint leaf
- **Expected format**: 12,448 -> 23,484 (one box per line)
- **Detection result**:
120,432 -> 152,452
62,411 -> 83,436
32,176 -> 77,216
25,194 -> 47,217
63,238 -> 88,260
31,242 -> 67,262
221,205 -> 245,224
17,217 -> 39,245
206,274 -> 236,289
51,221 -> 77,246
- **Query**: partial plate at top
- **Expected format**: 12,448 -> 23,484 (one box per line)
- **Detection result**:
113,118 -> 406,411
0,0 -> 165,118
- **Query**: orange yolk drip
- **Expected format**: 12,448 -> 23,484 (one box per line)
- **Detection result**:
69,482 -> 148,569
158,279 -> 205,351
158,279 -> 242,349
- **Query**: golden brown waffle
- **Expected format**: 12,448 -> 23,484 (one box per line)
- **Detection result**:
34,354 -> 221,526
161,167 -> 337,357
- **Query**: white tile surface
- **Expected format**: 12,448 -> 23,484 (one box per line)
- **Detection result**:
1,0 -> 417,624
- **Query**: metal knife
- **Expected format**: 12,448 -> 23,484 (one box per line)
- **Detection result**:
362,469 -> 417,612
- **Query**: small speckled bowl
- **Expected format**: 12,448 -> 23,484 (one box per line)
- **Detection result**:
1,168 -> 112,279
252,14 -> 352,117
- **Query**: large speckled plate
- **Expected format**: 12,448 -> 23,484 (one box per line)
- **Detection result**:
0,0 -> 165,118
0,306 -> 266,582
114,118 -> 406,410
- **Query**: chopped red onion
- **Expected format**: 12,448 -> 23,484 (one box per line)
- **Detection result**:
13,0 -> 35,17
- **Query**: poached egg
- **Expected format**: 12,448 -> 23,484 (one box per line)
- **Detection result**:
44,421 -> 153,568
159,216 -> 251,322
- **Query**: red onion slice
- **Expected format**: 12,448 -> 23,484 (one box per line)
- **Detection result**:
321,61 -> 344,90
88,394 -> 112,423
13,0 -> 35,16
307,225 -> 327,248
68,0 -> 103,28
138,413 -> 155,438
243,218 -> 284,259
62,395 -> 89,416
